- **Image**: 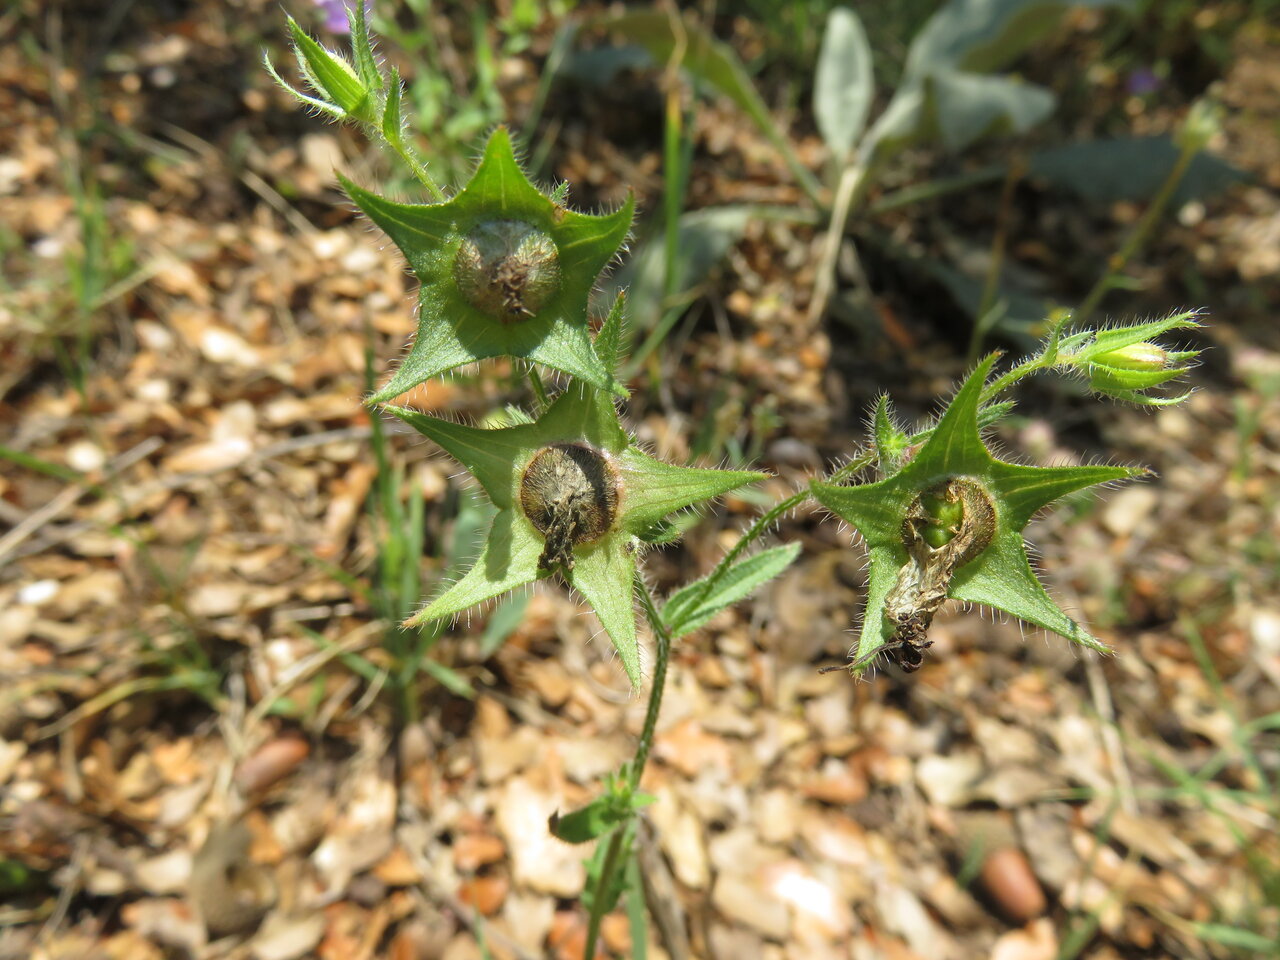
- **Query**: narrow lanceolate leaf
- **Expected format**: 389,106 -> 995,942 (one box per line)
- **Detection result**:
388,387 -> 766,687
813,355 -> 1141,674
345,128 -> 634,401
347,0 -> 383,93
595,290 -> 627,377
814,7 -> 874,160
663,543 -> 801,639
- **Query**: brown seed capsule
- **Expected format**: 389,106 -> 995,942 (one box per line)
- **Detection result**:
454,219 -> 561,322
519,443 -> 619,572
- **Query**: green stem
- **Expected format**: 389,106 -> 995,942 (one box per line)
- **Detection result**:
1075,144 -> 1197,325
630,579 -> 674,789
661,84 -> 687,306
980,354 -> 1047,406
672,451 -> 876,629
383,132 -> 446,201
968,157 -> 1024,362
808,159 -> 874,324
583,827 -> 625,960
582,577 -> 674,960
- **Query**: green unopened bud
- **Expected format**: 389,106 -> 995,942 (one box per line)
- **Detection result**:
1092,341 -> 1168,372
1084,340 -> 1199,401
284,16 -> 378,123
1055,310 -> 1202,405
1176,99 -> 1223,154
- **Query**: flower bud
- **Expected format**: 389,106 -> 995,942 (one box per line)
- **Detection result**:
1090,342 -> 1168,371
1055,311 -> 1202,405
1176,99 -> 1223,154
285,16 -> 378,123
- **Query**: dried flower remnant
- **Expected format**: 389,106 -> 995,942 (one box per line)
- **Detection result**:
878,478 -> 995,671
520,443 -> 620,572
383,387 -> 764,685
813,356 -> 1140,676
455,220 -> 562,323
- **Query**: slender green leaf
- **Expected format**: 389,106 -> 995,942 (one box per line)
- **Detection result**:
1188,923 -> 1277,952
419,657 -> 474,698
663,543 -> 801,639
625,851 -> 649,960
479,593 -> 530,658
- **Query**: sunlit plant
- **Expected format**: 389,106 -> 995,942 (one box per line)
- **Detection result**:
267,4 -> 1203,956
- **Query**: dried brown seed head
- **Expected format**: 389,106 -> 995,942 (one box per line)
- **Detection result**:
454,219 -> 561,322
519,443 -> 620,572
879,477 -> 996,672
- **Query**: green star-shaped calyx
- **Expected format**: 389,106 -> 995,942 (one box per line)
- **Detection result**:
344,127 -> 635,402
385,388 -> 766,685
811,354 -> 1142,674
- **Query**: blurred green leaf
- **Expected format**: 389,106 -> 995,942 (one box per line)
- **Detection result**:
1028,137 -> 1248,205
1188,924 -> 1276,952
905,0 -> 1135,75
550,790 -> 655,844
419,658 -> 474,698
615,205 -> 815,337
479,593 -> 530,658
814,7 -> 875,160
931,71 -> 1054,153
863,0 -> 1134,162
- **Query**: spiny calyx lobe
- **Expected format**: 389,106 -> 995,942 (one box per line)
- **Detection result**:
454,219 -> 561,322
881,477 -> 995,671
520,443 -> 620,572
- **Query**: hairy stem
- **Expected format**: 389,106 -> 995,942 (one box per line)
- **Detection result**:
631,578 -> 675,788
384,134 -> 445,201
581,576 -> 674,960
583,828 -> 626,960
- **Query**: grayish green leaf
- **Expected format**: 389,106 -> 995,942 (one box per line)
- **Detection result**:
814,7 -> 874,160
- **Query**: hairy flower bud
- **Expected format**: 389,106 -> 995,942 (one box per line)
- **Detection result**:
1055,310 -> 1202,406
455,220 -> 562,322
1090,342 -> 1169,371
